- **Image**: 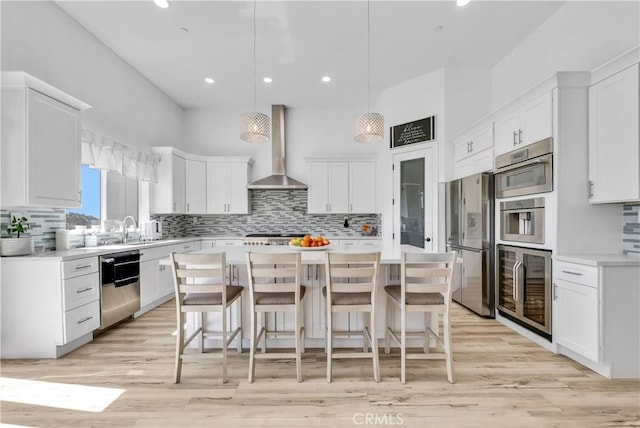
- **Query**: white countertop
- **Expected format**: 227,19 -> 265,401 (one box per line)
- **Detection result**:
552,253 -> 640,267
185,243 -> 439,265
0,238 -> 200,262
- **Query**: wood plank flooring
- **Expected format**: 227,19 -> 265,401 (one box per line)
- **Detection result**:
1,301 -> 638,427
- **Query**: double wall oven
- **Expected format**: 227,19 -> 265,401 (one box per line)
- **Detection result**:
495,138 -> 553,340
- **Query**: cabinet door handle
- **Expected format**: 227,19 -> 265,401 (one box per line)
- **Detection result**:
518,129 -> 523,143
469,140 -> 473,152
75,264 -> 92,270
553,283 -> 558,301
187,202 -> 190,212
350,203 -> 353,212
77,316 -> 94,324
561,269 -> 582,276
512,261 -> 521,302
588,180 -> 594,198
76,287 -> 93,294
173,202 -> 176,211
513,131 -> 518,146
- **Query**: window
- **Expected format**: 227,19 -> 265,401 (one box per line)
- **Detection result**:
67,165 -> 101,228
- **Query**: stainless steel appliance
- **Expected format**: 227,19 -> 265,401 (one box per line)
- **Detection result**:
243,233 -> 304,246
495,137 -> 553,199
100,251 -> 141,330
445,173 -> 495,317
497,245 -> 551,339
500,197 -> 545,244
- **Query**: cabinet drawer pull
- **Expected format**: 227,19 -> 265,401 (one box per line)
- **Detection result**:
76,287 -> 93,294
77,316 -> 94,324
513,131 -> 518,146
74,264 -> 92,270
562,270 -> 582,276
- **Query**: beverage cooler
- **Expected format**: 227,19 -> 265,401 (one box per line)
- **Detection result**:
497,244 -> 552,340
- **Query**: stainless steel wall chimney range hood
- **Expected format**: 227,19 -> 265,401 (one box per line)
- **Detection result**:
247,105 -> 307,190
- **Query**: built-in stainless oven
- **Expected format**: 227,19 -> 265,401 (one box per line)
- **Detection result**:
495,138 -> 553,199
500,197 -> 545,244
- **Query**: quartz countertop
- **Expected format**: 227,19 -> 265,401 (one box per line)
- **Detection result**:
0,238 -> 201,262
552,253 -> 640,267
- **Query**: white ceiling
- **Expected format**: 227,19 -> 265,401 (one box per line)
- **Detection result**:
56,1 -> 564,110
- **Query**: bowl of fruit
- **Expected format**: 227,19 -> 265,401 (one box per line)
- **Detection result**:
289,235 -> 331,250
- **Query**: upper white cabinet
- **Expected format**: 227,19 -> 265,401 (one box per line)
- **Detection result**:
307,159 -> 377,214
1,72 -> 91,208
185,159 -> 207,214
150,147 -> 186,214
588,63 -> 640,203
494,91 -> 553,156
452,122 -> 494,179
206,160 -> 253,214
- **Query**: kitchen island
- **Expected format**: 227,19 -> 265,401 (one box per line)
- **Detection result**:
165,243 -> 449,350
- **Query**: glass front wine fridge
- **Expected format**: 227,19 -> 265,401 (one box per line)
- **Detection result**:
497,244 -> 552,340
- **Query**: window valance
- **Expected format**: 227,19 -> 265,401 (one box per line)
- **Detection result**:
81,129 -> 158,183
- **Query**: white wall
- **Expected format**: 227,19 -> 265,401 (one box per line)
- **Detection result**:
183,105 -> 379,184
492,1 -> 640,110
1,1 -> 183,151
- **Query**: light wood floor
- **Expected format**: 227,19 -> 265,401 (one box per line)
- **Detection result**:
1,301 -> 638,428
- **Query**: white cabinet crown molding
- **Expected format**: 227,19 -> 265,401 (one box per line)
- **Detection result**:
304,155 -> 377,163
151,146 -> 254,165
1,71 -> 91,111
590,46 -> 640,85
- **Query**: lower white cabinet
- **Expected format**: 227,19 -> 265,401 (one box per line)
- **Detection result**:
552,257 -> 640,378
1,256 -> 100,358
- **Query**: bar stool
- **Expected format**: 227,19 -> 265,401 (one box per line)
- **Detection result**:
246,251 -> 305,382
323,251 -> 381,383
384,251 -> 457,384
169,252 -> 243,383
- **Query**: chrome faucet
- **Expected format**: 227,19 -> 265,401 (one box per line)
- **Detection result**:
122,216 -> 137,244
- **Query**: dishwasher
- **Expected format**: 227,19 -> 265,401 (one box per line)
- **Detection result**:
100,251 -> 141,330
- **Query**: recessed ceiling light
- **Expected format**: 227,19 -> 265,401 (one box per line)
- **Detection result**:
263,77 -> 273,83
322,76 -> 332,83
154,0 -> 169,9
434,25 -> 444,32
456,0 -> 470,7
204,77 -> 214,84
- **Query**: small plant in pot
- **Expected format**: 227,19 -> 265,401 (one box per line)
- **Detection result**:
1,215 -> 34,256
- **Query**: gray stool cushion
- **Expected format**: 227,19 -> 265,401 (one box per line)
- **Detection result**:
254,285 -> 306,305
184,285 -> 244,305
322,286 -> 371,305
384,284 -> 444,305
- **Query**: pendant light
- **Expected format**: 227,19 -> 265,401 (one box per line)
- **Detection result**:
354,0 -> 383,144
240,0 -> 270,143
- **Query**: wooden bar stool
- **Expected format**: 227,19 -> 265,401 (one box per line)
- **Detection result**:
384,251 -> 457,384
169,252 -> 243,384
246,251 -> 305,383
323,251 -> 381,383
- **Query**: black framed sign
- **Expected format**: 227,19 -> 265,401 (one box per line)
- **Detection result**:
390,116 -> 436,149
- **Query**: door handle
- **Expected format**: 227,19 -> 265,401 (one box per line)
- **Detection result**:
513,131 -> 518,146
512,261 -> 521,302
425,237 -> 431,242
518,129 -> 523,143
553,283 -> 558,301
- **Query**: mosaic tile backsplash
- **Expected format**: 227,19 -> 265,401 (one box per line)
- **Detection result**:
623,203 -> 640,255
152,190 -> 381,238
0,208 -> 66,251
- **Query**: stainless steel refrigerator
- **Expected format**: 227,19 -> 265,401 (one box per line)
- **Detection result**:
445,173 -> 495,317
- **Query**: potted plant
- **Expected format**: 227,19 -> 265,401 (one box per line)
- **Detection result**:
1,215 -> 34,256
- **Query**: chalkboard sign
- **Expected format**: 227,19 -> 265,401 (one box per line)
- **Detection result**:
390,116 -> 436,149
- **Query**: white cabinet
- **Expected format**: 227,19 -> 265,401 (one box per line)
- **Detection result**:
452,123 -> 494,180
206,161 -> 252,214
1,72 -> 91,208
1,256 -> 100,358
552,257 -> 640,378
494,91 -> 552,156
185,159 -> 207,214
348,162 -> 377,213
151,148 -> 186,214
307,160 -> 377,214
588,64 -> 640,203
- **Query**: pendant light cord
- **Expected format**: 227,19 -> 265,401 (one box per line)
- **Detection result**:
252,0 -> 257,111
367,0 -> 371,112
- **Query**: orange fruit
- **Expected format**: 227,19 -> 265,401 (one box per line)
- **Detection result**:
304,235 -> 312,243
301,240 -> 310,247
315,236 -> 323,243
